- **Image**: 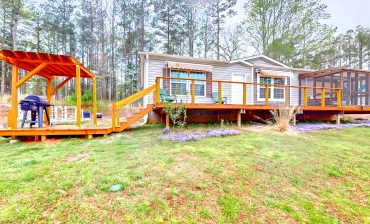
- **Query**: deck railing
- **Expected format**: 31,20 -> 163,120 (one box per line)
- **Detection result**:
112,84 -> 157,130
155,77 -> 342,108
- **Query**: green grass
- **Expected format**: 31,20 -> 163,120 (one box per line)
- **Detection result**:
0,125 -> 369,223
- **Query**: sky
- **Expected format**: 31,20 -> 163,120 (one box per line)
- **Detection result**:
229,0 -> 370,34
33,0 -> 369,34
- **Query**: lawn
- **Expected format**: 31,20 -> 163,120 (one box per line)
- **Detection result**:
0,125 -> 369,223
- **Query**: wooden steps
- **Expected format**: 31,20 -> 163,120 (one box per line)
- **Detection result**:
114,104 -> 153,132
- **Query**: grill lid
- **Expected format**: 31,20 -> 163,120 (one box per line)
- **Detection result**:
20,95 -> 51,106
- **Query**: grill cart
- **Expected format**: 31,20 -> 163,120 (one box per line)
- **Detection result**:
20,95 -> 52,128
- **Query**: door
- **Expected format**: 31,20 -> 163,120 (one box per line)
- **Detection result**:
231,73 -> 246,104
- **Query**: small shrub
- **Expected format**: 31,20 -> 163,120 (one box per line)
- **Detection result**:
163,101 -> 187,129
270,106 -> 299,132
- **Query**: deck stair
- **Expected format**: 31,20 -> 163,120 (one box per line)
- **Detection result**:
114,104 -> 153,132
112,84 -> 157,133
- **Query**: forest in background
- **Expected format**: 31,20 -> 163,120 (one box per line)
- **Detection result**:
1,0 -> 369,101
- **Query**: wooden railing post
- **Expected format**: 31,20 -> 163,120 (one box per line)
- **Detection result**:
303,87 -> 308,107
265,84 -> 269,106
243,83 -> 246,106
321,88 -> 326,107
285,86 -> 289,106
218,81 -> 222,105
46,78 -> 53,126
191,79 -> 195,104
155,77 -> 160,104
112,103 -> 116,131
337,89 -> 342,107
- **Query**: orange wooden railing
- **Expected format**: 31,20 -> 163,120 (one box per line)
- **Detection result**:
112,84 -> 157,130
155,76 -> 343,108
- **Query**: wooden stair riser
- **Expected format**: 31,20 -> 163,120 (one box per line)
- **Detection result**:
114,105 -> 153,132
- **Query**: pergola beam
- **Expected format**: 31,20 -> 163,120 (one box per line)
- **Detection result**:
50,76 -> 73,95
16,62 -> 48,88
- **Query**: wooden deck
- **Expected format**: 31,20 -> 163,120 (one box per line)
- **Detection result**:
1,103 -> 370,140
2,74 -> 370,141
0,125 -> 112,138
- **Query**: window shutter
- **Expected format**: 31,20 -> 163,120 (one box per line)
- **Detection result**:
163,68 -> 170,94
206,72 -> 212,97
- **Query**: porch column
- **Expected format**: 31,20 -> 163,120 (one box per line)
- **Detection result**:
8,65 -> 19,129
76,65 -> 81,128
237,110 -> 241,127
292,115 -> 297,126
165,114 -> 170,129
336,114 -> 341,125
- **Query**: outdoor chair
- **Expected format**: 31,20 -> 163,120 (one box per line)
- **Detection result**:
212,92 -> 227,104
160,89 -> 175,103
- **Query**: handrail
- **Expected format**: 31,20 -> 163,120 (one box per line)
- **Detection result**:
115,84 -> 156,109
155,76 -> 343,108
112,84 -> 157,130
157,76 -> 342,90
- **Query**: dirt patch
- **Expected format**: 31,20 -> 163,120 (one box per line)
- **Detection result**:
0,199 -> 6,208
44,138 -> 63,145
66,152 -> 89,163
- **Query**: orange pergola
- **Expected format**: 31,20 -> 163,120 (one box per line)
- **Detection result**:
0,50 -> 97,129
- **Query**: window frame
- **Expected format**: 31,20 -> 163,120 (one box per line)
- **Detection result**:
257,74 -> 287,102
169,69 -> 206,97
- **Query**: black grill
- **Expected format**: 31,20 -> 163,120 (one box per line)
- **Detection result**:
20,95 -> 53,128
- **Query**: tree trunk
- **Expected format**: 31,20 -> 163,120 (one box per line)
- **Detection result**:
216,10 -> 220,60
204,17 -> 209,59
358,42 -> 363,69
10,0 -> 21,50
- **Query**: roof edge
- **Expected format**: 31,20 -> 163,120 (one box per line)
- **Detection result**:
239,54 -> 289,68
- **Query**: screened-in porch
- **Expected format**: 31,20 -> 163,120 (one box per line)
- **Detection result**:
299,67 -> 370,107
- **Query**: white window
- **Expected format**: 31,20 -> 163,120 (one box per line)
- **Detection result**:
170,70 -> 206,97
258,76 -> 287,101
170,71 -> 188,95
189,72 -> 206,96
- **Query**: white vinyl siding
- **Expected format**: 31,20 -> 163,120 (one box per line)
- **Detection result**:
146,59 -> 252,104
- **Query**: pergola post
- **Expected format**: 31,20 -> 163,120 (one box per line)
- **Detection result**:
9,65 -> 19,129
46,78 -> 53,125
92,78 -> 97,126
76,65 -> 81,128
